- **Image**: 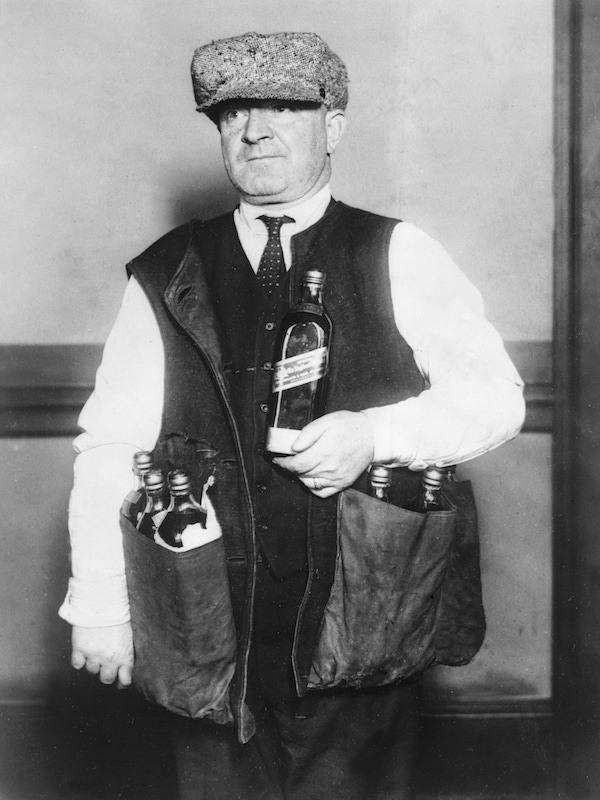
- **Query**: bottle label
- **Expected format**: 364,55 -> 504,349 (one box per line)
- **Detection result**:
271,347 -> 328,393
154,523 -> 221,552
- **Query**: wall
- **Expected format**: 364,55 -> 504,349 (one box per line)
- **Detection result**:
0,0 -> 554,709
1,0 -> 552,344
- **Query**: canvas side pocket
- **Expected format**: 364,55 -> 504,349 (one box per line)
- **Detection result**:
121,512 -> 236,724
308,487 -> 456,690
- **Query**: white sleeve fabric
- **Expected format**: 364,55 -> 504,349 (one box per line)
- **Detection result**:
58,277 -> 165,627
361,222 -> 525,470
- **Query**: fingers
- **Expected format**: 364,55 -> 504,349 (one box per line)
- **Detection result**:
76,656 -> 131,687
272,452 -> 319,475
71,623 -> 134,687
71,650 -> 86,670
117,662 -> 133,690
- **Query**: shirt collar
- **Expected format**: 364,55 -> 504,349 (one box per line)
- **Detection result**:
237,185 -> 331,237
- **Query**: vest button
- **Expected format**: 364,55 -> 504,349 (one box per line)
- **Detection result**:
265,321 -> 275,331
259,403 -> 268,413
257,523 -> 268,532
262,361 -> 272,371
256,484 -> 267,493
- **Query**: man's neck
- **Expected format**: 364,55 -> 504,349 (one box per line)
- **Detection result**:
238,184 -> 331,229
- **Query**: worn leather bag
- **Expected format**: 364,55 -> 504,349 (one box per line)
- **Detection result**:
308,479 -> 485,689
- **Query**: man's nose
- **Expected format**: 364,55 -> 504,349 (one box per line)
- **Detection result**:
242,109 -> 273,144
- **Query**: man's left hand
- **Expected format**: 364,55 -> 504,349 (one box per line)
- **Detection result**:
272,410 -> 374,498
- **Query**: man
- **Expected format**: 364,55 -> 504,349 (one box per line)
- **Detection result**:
60,31 -> 525,800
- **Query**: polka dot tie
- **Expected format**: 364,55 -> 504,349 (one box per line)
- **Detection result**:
257,215 -> 295,294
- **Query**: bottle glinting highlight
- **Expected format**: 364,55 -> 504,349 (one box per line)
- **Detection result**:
136,469 -> 170,540
265,270 -> 332,455
369,464 -> 392,502
404,467 -> 447,513
126,450 -> 154,525
156,469 -> 208,549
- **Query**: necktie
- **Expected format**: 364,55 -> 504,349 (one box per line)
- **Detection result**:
257,215 -> 294,294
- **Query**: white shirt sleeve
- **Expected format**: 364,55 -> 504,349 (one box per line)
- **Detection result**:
60,220 -> 525,626
361,222 -> 525,469
58,277 -> 165,627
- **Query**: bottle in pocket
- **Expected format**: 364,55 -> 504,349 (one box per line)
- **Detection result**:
404,467 -> 447,512
265,269 -> 332,455
368,464 -> 392,502
126,450 -> 154,525
157,470 -> 208,549
137,469 -> 170,540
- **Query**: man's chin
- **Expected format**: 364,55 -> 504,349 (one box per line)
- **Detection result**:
239,184 -> 294,205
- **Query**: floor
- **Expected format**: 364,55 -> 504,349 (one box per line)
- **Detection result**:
0,674 -> 557,800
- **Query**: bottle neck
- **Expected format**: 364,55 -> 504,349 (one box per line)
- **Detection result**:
372,485 -> 390,502
171,490 -> 191,507
147,486 -> 168,505
300,282 -> 323,305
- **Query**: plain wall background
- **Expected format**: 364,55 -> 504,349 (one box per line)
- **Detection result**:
0,0 -> 554,704
1,0 -> 553,344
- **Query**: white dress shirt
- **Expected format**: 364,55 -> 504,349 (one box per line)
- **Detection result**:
59,185 -> 525,627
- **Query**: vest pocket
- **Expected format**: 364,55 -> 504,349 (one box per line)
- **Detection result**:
307,481 -> 485,690
120,512 -> 236,724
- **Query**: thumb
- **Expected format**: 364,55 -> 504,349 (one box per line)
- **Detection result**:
291,417 -> 328,453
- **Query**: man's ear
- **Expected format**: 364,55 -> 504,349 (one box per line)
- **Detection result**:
325,109 -> 347,155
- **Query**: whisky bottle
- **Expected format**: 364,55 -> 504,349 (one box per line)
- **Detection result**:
266,270 -> 332,455
404,467 -> 447,513
137,469 -> 170,540
157,470 -> 208,549
369,464 -> 392,502
126,451 -> 154,524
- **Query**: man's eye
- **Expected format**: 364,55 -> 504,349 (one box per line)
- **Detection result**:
220,108 -> 248,124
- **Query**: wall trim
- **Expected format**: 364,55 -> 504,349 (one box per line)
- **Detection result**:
0,341 -> 552,438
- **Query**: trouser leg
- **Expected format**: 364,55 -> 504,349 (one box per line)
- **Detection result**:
274,681 -> 421,800
168,561 -> 421,799
252,563 -> 421,800
169,710 -> 283,800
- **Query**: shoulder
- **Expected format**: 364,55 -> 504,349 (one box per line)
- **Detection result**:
126,222 -> 193,279
333,201 -> 400,229
389,221 -> 485,310
126,212 -> 234,280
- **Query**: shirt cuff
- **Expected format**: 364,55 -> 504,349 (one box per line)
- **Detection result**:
58,575 -> 130,627
362,404 -> 422,469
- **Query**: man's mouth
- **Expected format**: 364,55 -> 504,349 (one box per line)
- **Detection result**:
246,154 -> 283,161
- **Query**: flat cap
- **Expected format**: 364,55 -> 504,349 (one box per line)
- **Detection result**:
191,32 -> 349,113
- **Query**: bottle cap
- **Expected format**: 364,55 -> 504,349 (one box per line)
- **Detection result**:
144,469 -> 165,491
168,469 -> 192,495
133,450 -> 152,469
369,464 -> 392,485
422,467 -> 446,490
302,269 -> 325,286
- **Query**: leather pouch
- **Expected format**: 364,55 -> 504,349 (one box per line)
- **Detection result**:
308,480 -> 485,689
120,509 -> 236,724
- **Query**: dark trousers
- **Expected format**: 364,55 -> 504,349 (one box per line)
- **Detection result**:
169,564 -> 421,800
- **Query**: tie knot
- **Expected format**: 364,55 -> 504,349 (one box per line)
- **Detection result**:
259,215 -> 295,238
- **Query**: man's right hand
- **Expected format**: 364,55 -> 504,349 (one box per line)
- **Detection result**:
71,622 -> 134,689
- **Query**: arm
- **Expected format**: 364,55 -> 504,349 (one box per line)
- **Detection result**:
274,222 -> 525,495
59,277 -> 165,682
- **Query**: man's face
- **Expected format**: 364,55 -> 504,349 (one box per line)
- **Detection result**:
216,100 -> 346,205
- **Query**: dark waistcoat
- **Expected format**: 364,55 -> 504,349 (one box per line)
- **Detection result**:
127,200 -> 425,741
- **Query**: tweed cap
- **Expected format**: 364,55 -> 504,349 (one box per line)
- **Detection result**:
191,32 -> 349,113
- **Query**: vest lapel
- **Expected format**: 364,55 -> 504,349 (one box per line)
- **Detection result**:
163,236 -> 224,378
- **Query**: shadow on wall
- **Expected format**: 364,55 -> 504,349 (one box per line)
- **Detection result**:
165,165 -> 240,229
